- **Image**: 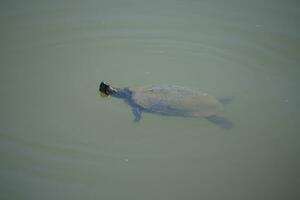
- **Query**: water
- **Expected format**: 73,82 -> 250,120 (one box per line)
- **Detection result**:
1,0 -> 299,199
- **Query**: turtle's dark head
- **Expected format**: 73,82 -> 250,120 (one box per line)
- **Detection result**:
99,82 -> 131,99
99,82 -> 117,97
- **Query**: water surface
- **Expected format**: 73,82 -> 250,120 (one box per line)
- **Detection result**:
1,0 -> 299,199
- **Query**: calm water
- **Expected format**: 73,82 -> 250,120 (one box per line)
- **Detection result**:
1,0 -> 299,199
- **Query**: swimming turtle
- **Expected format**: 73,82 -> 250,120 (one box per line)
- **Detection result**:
99,82 -> 233,129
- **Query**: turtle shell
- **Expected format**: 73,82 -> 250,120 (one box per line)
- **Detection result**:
130,85 -> 222,117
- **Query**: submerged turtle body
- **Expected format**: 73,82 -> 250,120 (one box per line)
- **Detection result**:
131,85 -> 222,117
99,82 -> 233,129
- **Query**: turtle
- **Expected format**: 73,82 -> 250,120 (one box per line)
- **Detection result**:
99,82 -> 233,129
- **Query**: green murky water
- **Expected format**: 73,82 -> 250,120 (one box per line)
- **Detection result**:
1,0 -> 299,199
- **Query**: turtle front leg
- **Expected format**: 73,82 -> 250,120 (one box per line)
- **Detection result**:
132,106 -> 142,122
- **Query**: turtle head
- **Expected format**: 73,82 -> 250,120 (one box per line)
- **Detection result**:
99,82 -> 117,97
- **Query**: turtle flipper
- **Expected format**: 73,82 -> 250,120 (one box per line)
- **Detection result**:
132,106 -> 142,122
205,115 -> 233,129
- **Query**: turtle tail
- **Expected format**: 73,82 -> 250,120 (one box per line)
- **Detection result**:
218,96 -> 234,105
